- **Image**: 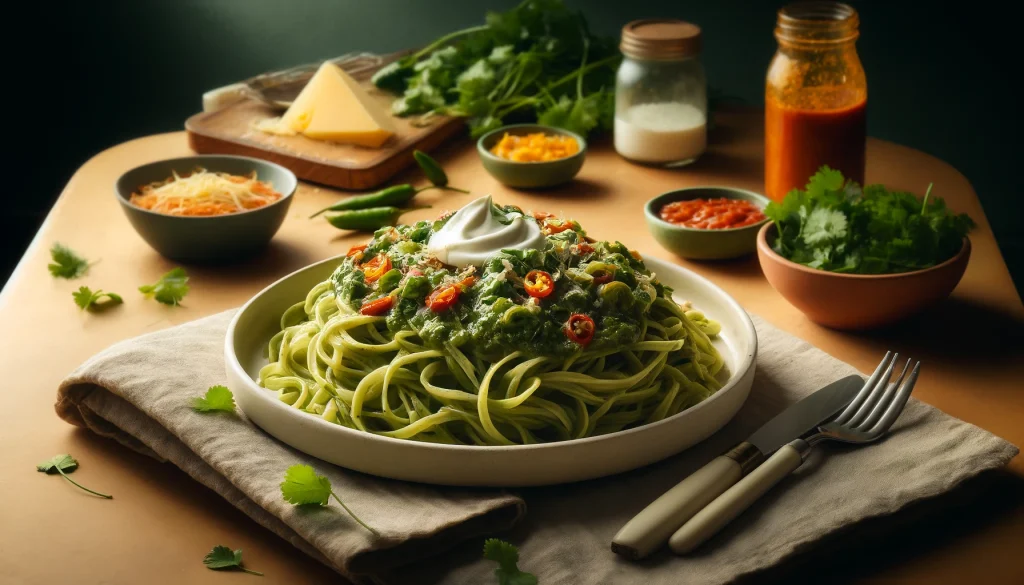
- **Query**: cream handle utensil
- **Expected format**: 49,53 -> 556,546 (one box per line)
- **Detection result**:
611,446 -> 759,560
669,358 -> 920,554
669,440 -> 807,554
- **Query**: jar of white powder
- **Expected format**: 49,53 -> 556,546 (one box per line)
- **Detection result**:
615,19 -> 707,167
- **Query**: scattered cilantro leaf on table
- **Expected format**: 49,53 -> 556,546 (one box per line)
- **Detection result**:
764,166 -> 974,274
73,286 -> 123,311
139,267 -> 189,305
483,539 -> 538,585
36,454 -> 113,499
280,464 -> 379,536
203,545 -> 263,576
191,385 -> 236,413
48,243 -> 90,279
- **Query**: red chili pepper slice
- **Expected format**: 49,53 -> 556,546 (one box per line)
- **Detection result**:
347,244 -> 367,262
592,270 -> 614,285
543,218 -> 576,234
565,314 -> 596,346
574,243 -> 595,255
361,255 -> 392,283
523,270 -> 555,298
532,211 -> 555,221
425,277 -> 476,312
359,295 -> 394,316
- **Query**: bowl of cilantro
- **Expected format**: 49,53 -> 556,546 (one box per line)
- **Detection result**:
757,166 -> 974,330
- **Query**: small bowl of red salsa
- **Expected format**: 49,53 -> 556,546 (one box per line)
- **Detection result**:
645,187 -> 770,260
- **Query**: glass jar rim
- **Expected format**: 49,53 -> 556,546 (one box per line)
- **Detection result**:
776,1 -> 859,44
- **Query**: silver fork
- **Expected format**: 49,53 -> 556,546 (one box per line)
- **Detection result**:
668,352 -> 921,554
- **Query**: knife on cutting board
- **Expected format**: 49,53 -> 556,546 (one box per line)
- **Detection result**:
611,374 -> 864,560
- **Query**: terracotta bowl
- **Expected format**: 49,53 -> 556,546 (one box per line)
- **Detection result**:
757,223 -> 971,330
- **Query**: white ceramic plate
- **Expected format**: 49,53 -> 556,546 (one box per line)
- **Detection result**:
225,256 -> 756,486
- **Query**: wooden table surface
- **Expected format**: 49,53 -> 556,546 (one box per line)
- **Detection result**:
1,109 -> 1021,585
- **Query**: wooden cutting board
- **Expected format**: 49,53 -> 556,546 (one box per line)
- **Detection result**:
185,74 -> 464,191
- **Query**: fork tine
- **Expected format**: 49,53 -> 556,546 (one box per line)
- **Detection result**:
834,351 -> 895,424
841,353 -> 899,427
854,358 -> 911,430
867,361 -> 920,436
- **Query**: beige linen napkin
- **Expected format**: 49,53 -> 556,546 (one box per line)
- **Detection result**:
57,311 -> 1017,585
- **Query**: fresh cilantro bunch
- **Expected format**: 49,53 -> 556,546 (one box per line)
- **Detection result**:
764,167 -> 974,274
372,0 -> 619,138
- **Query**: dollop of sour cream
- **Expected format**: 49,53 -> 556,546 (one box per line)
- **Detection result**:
427,195 -> 546,268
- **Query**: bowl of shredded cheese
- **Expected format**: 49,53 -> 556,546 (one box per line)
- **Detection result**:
115,155 -> 297,262
477,124 -> 587,188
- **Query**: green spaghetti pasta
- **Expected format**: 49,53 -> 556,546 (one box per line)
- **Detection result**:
259,201 -> 725,446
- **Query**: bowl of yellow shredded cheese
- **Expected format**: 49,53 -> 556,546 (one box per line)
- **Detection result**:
477,124 -> 587,188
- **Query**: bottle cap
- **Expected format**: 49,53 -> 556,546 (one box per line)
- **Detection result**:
621,19 -> 702,60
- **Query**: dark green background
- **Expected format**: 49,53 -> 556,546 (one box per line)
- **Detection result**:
5,0 -> 1020,295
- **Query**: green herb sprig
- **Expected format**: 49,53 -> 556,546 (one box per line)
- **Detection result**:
139,267 -> 189,305
48,243 -> 90,279
483,539 -> 537,585
37,454 -> 113,499
191,385 -> 236,413
73,286 -> 123,311
203,545 -> 263,576
371,0 -> 620,138
280,464 -> 379,536
764,166 -> 974,274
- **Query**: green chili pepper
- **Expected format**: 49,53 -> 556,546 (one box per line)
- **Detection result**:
325,206 -> 427,232
310,184 -> 417,218
414,150 -> 449,187
501,305 -> 539,327
377,269 -> 404,293
599,281 -> 635,310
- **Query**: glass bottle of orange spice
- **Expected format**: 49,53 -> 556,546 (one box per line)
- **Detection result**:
765,2 -> 867,202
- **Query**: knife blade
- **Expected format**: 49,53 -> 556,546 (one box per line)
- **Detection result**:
611,374 -> 864,560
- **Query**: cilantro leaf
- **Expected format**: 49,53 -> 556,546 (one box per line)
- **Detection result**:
73,286 -> 123,311
483,539 -> 538,585
280,464 -> 379,535
191,385 -> 236,413
802,208 -> 848,246
138,267 -> 189,306
203,545 -> 263,576
767,166 -> 973,274
48,243 -> 89,279
37,454 -> 113,499
37,454 -> 78,474
280,464 -> 333,505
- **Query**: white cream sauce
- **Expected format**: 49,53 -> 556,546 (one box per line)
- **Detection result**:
426,195 -> 546,268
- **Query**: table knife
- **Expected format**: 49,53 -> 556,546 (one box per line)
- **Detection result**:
611,374 -> 863,560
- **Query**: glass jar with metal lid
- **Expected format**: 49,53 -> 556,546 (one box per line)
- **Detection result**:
614,19 -> 707,167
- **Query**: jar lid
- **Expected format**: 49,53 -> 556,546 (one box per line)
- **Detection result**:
620,19 -> 702,60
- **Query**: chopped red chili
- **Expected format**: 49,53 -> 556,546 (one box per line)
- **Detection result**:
659,198 -> 766,229
524,270 -> 555,298
425,277 -> 476,312
359,295 -> 394,316
565,314 -> 596,346
361,255 -> 392,283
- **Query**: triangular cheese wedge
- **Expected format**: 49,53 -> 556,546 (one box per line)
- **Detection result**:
279,62 -> 396,148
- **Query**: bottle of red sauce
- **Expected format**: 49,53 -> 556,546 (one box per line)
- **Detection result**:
765,2 -> 867,202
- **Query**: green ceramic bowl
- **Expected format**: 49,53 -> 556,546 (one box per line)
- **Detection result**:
115,155 -> 297,263
477,124 -> 587,188
645,187 -> 771,260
